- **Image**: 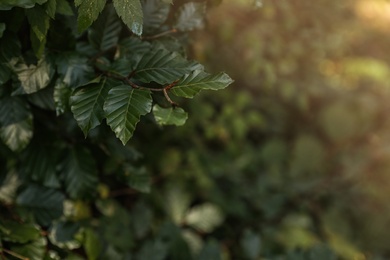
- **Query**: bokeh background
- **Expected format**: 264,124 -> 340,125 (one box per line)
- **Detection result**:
135,0 -> 390,259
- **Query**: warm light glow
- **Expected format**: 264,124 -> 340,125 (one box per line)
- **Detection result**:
355,0 -> 390,31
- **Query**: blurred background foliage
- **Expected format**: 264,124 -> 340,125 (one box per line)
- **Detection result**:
132,0 -> 390,259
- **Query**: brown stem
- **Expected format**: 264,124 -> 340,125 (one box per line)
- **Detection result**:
163,88 -> 178,107
1,248 -> 29,260
141,29 -> 178,40
103,71 -> 181,106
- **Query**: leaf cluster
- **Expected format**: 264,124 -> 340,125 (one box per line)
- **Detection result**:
0,0 -> 232,259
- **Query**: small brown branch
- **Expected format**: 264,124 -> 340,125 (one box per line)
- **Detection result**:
141,29 -> 178,40
127,70 -> 136,79
163,88 -> 178,107
1,248 -> 29,260
164,79 -> 180,91
102,70 -> 180,106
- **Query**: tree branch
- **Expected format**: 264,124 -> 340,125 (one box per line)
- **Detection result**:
141,29 -> 178,40
102,71 -> 181,106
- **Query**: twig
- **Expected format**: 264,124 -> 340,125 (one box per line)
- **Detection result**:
1,248 -> 29,260
141,29 -> 178,40
103,71 -> 181,106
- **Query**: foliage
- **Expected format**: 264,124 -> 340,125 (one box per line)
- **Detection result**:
2,0 -> 390,259
0,0 -> 233,259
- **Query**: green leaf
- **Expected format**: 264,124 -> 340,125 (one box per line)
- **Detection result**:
20,144 -> 61,188
97,201 -> 134,250
137,240 -> 168,260
112,0 -> 143,36
16,185 -> 65,226
12,57 -> 54,95
174,2 -> 205,32
30,27 -> 46,58
133,47 -> 200,84
11,237 -> 47,260
131,201 -> 153,239
171,70 -> 233,98
0,171 -> 20,204
198,240 -> 221,260
142,0 -> 170,33
49,221 -> 81,249
0,118 -> 33,152
118,36 -> 151,58
56,52 -> 95,88
0,23 -> 5,38
27,87 -> 56,111
44,0 -> 57,19
156,222 -> 192,260
76,0 -> 107,32
0,0 -> 45,10
104,85 -> 152,145
0,96 -> 31,126
0,61 -> 11,85
240,229 -> 261,260
25,4 -> 50,42
0,220 -> 41,243
88,5 -> 122,51
184,203 -> 224,233
84,228 -> 102,260
125,166 -> 151,193
56,0 -> 73,15
153,105 -> 187,126
0,33 -> 21,61
61,146 -> 98,199
70,77 -> 113,136
164,186 -> 191,225
53,80 -> 72,115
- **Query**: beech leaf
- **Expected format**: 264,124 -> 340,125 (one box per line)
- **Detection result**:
104,85 -> 152,145
113,0 -> 143,36
76,0 -> 107,32
70,77 -> 113,136
153,105 -> 188,126
171,70 -> 233,98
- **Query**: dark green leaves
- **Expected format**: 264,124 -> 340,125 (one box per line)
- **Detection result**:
12,57 -> 54,95
142,0 -> 170,33
16,185 -> 65,226
0,0 -> 45,10
0,220 -> 41,243
88,5 -> 122,52
84,228 -> 102,260
0,23 -> 5,38
104,85 -> 152,144
125,166 -> 151,193
0,96 -> 33,152
132,47 -> 200,84
61,147 -> 98,199
25,4 -> 50,57
11,237 -> 47,260
113,0 -> 143,36
153,105 -> 188,126
56,53 -> 94,88
70,77 -> 112,136
20,144 -> 61,188
171,70 -> 233,98
75,0 -> 107,32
